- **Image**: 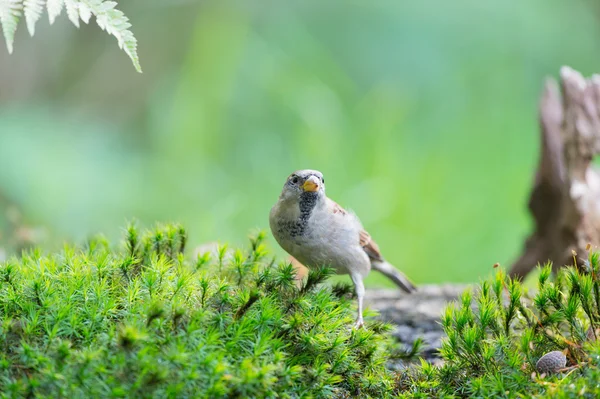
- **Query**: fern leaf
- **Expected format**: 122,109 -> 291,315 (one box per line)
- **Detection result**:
23,0 -> 44,35
46,0 -> 63,24
78,1 -> 91,24
64,0 -> 79,28
82,0 -> 141,73
0,0 -> 22,53
1,0 -> 142,72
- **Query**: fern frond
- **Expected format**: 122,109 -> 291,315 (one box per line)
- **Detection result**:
77,1 -> 91,24
23,0 -> 44,35
81,0 -> 141,73
1,0 -> 142,72
46,0 -> 63,24
64,0 -> 78,28
0,0 -> 22,53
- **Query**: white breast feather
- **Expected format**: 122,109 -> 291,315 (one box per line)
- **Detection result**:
271,200 -> 371,276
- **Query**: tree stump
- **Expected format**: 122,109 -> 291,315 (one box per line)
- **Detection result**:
510,67 -> 600,278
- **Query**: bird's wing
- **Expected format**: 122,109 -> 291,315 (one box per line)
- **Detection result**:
359,229 -> 384,262
327,198 -> 384,262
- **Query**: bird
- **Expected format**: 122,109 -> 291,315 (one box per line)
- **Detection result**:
269,169 -> 416,328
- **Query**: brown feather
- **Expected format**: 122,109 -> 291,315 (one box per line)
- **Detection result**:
359,230 -> 384,262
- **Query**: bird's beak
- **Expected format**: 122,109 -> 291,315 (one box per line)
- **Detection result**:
302,176 -> 320,192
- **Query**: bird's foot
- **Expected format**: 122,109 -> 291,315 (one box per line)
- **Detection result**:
353,317 -> 364,329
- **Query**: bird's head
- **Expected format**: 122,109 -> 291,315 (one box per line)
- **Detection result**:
278,169 -> 326,203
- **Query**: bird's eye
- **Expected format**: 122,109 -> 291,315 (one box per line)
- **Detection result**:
291,176 -> 299,184
321,177 -> 325,184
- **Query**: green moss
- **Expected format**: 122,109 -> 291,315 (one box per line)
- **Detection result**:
9,222 -> 600,398
0,223 -> 395,398
400,255 -> 600,398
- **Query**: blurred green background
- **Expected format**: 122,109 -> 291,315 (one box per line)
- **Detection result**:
0,0 -> 599,285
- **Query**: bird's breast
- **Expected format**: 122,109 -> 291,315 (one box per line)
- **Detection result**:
272,209 -> 367,274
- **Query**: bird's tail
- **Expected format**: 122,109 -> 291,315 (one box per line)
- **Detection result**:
372,261 -> 417,294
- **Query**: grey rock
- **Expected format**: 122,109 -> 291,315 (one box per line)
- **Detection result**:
365,284 -> 468,366
391,325 -> 413,342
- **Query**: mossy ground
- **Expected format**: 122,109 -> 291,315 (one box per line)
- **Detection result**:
3,223 -> 600,398
0,223 -> 397,398
401,254 -> 600,398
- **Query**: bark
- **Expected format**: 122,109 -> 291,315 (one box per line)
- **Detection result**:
510,67 -> 600,278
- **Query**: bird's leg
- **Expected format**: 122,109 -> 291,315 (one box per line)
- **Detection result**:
350,273 -> 365,329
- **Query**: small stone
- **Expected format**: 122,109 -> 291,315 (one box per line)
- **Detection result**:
536,351 -> 567,374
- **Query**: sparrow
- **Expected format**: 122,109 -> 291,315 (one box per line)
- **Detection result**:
269,169 -> 416,328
